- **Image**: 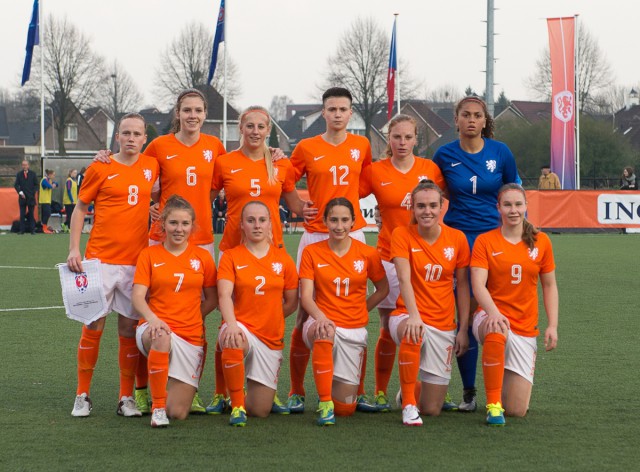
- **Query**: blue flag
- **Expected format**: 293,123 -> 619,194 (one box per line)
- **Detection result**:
207,0 -> 225,85
21,0 -> 40,86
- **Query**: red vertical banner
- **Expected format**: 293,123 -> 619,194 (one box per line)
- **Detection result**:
547,17 -> 576,190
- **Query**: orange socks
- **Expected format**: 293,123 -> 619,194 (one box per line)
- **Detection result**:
312,340 -> 334,402
482,332 -> 506,405
398,340 -> 421,408
222,348 -> 245,409
334,399 -> 356,417
76,326 -> 103,395
214,341 -> 227,396
118,336 -> 139,399
289,327 -> 310,397
148,350 -> 169,409
374,328 -> 396,394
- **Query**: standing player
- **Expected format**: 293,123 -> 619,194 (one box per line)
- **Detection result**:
433,96 -> 519,412
287,87 -> 373,413
389,181 -> 470,426
66,113 -> 159,418
132,195 -> 218,427
62,168 -> 78,233
300,198 -> 388,425
470,184 -> 558,426
359,114 -> 446,411
39,169 -> 58,234
217,201 -> 298,426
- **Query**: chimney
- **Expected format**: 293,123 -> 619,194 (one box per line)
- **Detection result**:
628,89 -> 639,109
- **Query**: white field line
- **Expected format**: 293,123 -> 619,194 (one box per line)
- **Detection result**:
0,306 -> 64,312
0,265 -> 58,270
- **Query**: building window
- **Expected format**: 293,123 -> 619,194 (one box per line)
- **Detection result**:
225,123 -> 239,141
64,123 -> 78,142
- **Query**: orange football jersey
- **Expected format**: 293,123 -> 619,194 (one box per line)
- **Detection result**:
471,228 -> 555,336
145,133 -> 226,245
290,133 -> 372,233
218,245 -> 298,350
390,224 -> 470,331
134,244 -> 217,346
80,155 -> 159,265
299,238 -> 386,328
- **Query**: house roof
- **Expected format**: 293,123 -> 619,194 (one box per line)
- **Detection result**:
7,121 -> 42,146
403,100 -> 451,136
84,107 -> 113,123
198,85 -> 240,121
499,100 -> 551,124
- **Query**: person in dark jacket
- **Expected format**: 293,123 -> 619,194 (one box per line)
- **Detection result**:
14,160 -> 39,234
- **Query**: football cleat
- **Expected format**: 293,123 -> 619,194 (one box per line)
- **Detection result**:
189,392 -> 206,414
374,391 -> 392,412
229,406 -> 247,427
355,394 -> 378,413
151,408 -> 169,428
117,396 -> 142,417
71,393 -> 92,417
486,402 -> 506,426
286,394 -> 305,414
402,404 -> 423,426
458,388 -> 477,412
271,394 -> 291,415
442,392 -> 459,412
206,393 -> 230,415
316,401 -> 335,426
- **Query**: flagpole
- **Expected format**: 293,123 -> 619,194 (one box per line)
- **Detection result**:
39,0 -> 45,157
574,14 -> 580,189
395,13 -> 400,115
222,4 -> 227,149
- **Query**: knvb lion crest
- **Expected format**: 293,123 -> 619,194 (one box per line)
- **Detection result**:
272,262 -> 283,275
143,169 -> 153,181
350,149 -> 361,162
203,150 -> 213,162
190,259 -> 201,271
443,247 -> 455,261
554,91 -> 574,123
486,160 -> 497,173
75,273 -> 89,293
528,247 -> 539,261
353,260 -> 365,273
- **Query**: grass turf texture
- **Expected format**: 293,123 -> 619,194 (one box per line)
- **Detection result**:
0,231 -> 638,471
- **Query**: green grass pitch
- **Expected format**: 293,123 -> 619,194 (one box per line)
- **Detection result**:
0,231 -> 638,470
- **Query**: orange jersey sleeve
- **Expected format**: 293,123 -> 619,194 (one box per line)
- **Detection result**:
146,134 -> 226,245
212,150 -> 295,251
290,133 -> 372,233
80,155 -> 159,265
391,224 -> 470,331
134,244 -> 216,346
362,157 -> 446,261
471,229 -> 555,336
218,245 -> 298,350
299,239 -> 385,328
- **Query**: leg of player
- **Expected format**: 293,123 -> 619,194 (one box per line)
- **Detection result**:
287,306 -> 310,413
117,314 -> 142,417
477,312 -> 508,427
72,317 -> 106,417
501,371 -> 533,418
309,322 -> 336,426
456,299 -> 479,412
246,380 -> 277,418
373,309 -> 395,412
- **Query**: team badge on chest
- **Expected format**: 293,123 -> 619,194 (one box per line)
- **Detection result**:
190,259 -> 201,271
203,150 -> 213,162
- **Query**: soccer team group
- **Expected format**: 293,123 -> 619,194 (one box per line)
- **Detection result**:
64,86 -> 559,428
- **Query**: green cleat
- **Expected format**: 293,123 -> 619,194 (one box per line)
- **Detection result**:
287,394 -> 305,414
229,406 -> 247,427
135,388 -> 151,415
190,392 -> 207,414
316,400 -> 335,426
486,402 -> 506,426
206,393 -> 230,414
374,391 -> 392,412
442,392 -> 459,412
271,394 -> 291,414
355,394 -> 378,413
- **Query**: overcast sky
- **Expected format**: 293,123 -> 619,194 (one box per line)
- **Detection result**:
2,0 -> 638,113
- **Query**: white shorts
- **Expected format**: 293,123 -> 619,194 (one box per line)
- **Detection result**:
150,239 -> 215,260
302,318 -> 367,386
473,310 -> 537,384
136,323 -> 204,389
100,263 -> 136,319
219,322 -> 282,390
389,314 -> 455,386
377,260 -> 400,310
296,229 -> 366,270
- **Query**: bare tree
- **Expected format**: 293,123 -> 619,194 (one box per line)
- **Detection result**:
325,17 -> 419,139
269,95 -> 293,121
26,16 -> 105,154
98,60 -> 143,118
526,23 -> 612,112
154,21 -> 241,107
425,83 -> 463,104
